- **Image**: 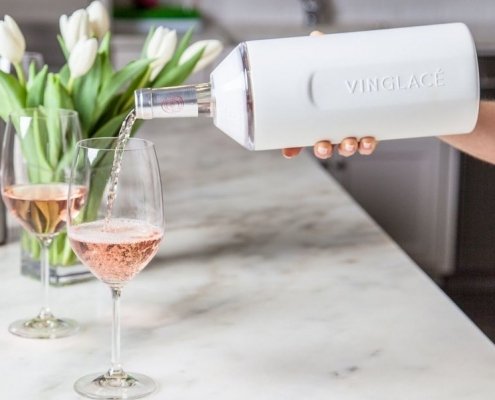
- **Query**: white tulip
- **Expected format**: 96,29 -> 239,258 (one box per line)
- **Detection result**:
146,27 -> 177,81
59,9 -> 90,52
0,56 -> 10,73
179,39 -> 223,73
0,15 -> 25,64
86,1 -> 110,40
68,38 -> 97,79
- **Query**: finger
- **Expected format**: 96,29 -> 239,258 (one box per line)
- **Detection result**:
282,147 -> 303,159
310,31 -> 324,37
338,137 -> 359,157
358,136 -> 378,155
314,141 -> 333,159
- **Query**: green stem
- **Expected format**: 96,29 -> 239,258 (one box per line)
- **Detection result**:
13,62 -> 25,87
61,236 -> 75,265
121,68 -> 151,113
67,77 -> 74,94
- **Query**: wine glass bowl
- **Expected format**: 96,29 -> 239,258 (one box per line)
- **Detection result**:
0,107 -> 82,339
68,137 -> 164,399
69,218 -> 162,287
3,183 -> 86,238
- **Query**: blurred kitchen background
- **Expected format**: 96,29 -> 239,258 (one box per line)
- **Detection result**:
2,0 -> 495,338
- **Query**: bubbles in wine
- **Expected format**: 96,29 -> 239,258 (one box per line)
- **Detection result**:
69,218 -> 163,287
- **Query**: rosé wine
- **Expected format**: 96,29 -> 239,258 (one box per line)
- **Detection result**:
3,183 -> 86,237
69,218 -> 163,287
105,110 -> 136,223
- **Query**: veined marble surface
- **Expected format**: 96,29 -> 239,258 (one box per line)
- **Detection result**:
1,119 -> 494,399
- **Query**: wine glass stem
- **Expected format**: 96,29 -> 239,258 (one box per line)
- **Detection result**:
38,237 -> 53,319
110,287 -> 123,375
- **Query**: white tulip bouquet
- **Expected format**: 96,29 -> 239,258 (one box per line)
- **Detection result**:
0,1 -> 222,269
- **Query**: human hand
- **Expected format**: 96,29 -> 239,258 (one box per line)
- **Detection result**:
282,137 -> 378,159
282,30 -> 378,160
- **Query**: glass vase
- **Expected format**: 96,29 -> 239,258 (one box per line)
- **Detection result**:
20,228 -> 93,286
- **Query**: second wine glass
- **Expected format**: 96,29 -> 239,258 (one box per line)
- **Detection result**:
1,108 -> 83,338
68,137 -> 164,399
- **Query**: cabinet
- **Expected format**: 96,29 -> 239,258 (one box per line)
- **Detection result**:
324,137 -> 460,278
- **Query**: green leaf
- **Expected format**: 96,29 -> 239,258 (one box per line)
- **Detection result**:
58,65 -> 70,87
99,52 -> 113,94
26,65 -> 48,107
72,54 -> 102,136
98,33 -> 113,88
99,59 -> 150,105
43,74 -> 76,167
50,233 -> 65,264
92,111 -> 129,138
0,70 -> 26,121
31,109 -> 55,181
57,34 -> 69,60
99,32 -> 111,55
153,46 -> 205,87
94,58 -> 150,123
53,142 -> 78,179
16,120 -> 41,183
45,107 -> 63,169
43,73 -> 74,110
60,232 -> 78,265
112,67 -> 150,116
28,62 -> 36,84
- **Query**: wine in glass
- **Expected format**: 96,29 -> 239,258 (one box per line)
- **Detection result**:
68,137 -> 164,399
1,108 -> 84,338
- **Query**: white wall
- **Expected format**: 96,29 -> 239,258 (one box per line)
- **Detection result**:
333,0 -> 495,25
197,0 -> 302,26
0,0 -> 110,23
197,0 -> 495,27
4,0 -> 493,27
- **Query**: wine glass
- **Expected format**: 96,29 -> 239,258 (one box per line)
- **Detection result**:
68,137 -> 164,399
0,108 -> 83,338
0,52 -> 45,245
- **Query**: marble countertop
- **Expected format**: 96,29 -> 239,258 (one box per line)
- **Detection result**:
1,119 -> 495,399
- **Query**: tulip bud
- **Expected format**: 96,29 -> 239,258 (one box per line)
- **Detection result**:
87,1 -> 110,40
0,15 -> 26,64
59,9 -> 90,52
68,38 -> 98,79
146,27 -> 177,81
0,56 -> 10,73
179,39 -> 223,73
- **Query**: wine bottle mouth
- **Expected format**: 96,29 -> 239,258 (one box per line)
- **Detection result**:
134,89 -> 153,120
134,85 -> 211,119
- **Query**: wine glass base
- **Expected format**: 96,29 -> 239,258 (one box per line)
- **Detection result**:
74,371 -> 156,399
8,316 -> 79,339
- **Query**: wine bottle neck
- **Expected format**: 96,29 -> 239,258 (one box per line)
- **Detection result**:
195,83 -> 213,117
134,83 -> 213,120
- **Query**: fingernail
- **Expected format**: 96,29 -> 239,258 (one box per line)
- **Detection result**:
283,154 -> 293,159
317,145 -> 330,156
344,143 -> 355,152
362,141 -> 372,150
